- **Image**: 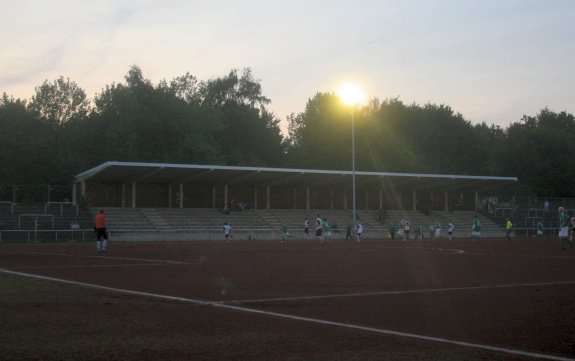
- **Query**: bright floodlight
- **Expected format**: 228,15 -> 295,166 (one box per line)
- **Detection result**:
338,83 -> 367,106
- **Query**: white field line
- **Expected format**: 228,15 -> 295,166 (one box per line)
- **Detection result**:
11,263 -> 170,270
83,255 -> 190,265
224,281 -> 575,304
0,251 -> 190,265
0,268 -> 573,361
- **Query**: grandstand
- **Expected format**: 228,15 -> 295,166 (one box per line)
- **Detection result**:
56,161 -> 516,240
0,161 -> 523,241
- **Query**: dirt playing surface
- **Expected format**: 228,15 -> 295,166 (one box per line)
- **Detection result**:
1,238 -> 574,360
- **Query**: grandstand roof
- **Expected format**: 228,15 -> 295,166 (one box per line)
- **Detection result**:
76,161 -> 518,190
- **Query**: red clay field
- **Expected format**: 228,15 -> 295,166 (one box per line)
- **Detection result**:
1,238 -> 575,360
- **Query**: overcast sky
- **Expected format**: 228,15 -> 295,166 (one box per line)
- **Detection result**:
1,0 -> 574,131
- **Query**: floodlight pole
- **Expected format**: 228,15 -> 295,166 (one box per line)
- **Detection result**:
351,107 -> 357,236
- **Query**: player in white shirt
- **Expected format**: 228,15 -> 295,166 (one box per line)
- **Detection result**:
447,222 -> 455,240
434,224 -> 441,239
223,222 -> 232,241
315,215 -> 323,241
355,223 -> 364,242
403,220 -> 410,240
304,218 -> 310,238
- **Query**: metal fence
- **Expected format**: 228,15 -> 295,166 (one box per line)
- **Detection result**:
0,184 -> 74,204
0,229 -> 94,243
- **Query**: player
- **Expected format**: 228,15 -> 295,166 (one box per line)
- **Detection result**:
94,210 -> 108,254
281,225 -> 290,243
303,218 -> 310,238
388,224 -> 396,240
447,222 -> 455,240
434,224 -> 441,239
323,218 -> 331,241
416,225 -> 423,240
355,222 -> 364,242
536,220 -> 544,237
402,219 -> 410,240
315,214 -> 323,241
346,224 -> 352,240
471,215 -> 481,239
223,222 -> 232,241
428,224 -> 435,239
558,207 -> 570,249
505,218 -> 513,240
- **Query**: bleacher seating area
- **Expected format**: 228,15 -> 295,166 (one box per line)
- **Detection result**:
90,207 -> 505,240
0,200 -> 507,240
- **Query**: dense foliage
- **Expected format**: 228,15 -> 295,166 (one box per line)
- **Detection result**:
1,67 -> 573,196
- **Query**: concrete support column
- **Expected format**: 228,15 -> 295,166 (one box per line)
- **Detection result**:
224,184 -> 229,208
121,184 -> 126,208
292,188 -> 297,209
475,191 -> 479,211
253,187 -> 258,209
266,185 -> 271,209
412,190 -> 417,211
72,183 -> 77,206
80,181 -> 86,199
168,184 -> 173,208
131,183 -> 137,208
305,186 -> 310,210
330,189 -> 334,209
179,184 -> 184,208
444,191 -> 449,212
378,188 -> 383,210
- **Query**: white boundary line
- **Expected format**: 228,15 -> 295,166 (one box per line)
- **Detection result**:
0,268 -> 573,361
11,263 -> 171,270
224,280 -> 575,304
0,251 -> 190,265
84,255 -> 189,265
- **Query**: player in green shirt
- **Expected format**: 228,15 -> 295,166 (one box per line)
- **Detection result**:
505,219 -> 513,240
536,221 -> 544,237
471,215 -> 481,239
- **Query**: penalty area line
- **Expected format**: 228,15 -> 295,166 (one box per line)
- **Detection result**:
223,280 -> 575,304
0,268 -> 573,361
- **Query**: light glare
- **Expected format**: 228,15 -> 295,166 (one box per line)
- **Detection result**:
338,83 -> 367,106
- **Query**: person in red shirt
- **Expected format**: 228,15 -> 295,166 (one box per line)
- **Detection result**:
94,210 -> 108,254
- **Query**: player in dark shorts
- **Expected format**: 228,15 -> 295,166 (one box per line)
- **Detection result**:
304,218 -> 310,237
94,210 -> 108,254
315,215 -> 323,240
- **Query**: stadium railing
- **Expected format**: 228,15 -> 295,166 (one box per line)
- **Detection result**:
45,201 -> 79,216
0,229 -> 95,242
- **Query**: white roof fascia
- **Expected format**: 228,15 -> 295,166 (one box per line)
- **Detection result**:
75,161 -> 519,183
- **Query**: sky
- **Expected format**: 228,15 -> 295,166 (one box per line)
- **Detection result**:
1,0 -> 574,132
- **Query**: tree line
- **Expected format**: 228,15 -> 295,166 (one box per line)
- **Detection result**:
1,66 -> 574,196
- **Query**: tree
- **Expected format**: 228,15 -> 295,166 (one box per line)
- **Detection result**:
0,94 -> 57,183
504,109 -> 575,196
199,68 -> 270,108
29,77 -> 90,128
